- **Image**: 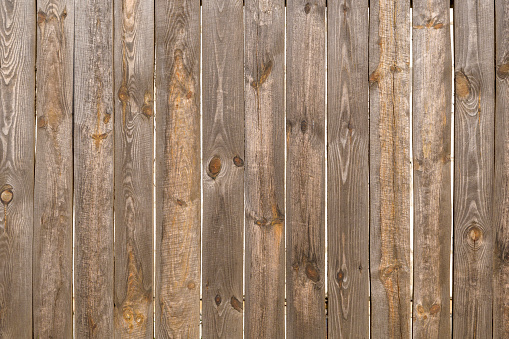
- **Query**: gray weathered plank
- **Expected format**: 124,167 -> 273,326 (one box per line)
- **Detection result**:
74,0 -> 114,336
327,0 -> 369,338
494,0 -> 509,337
412,1 -> 452,337
33,0 -> 73,337
368,0 -> 411,338
202,0 -> 244,337
286,0 -> 326,338
244,0 -> 285,338
453,0 -> 494,337
114,0 -> 154,337
155,0 -> 200,337
0,0 -> 35,337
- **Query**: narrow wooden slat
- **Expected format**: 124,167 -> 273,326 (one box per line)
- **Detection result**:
33,0 -> 73,337
286,0 -> 326,337
155,0 -> 200,337
244,0 -> 285,337
202,0 -> 244,337
74,0 -> 114,336
114,0 -> 154,337
0,0 -> 35,337
494,1 -> 509,337
412,1 -> 452,337
368,1 -> 411,338
327,1 -> 369,338
452,0 -> 494,337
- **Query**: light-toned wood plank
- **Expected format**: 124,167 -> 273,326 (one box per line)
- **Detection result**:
368,0 -> 411,338
327,1 -> 369,338
412,1 -> 452,337
286,0 -> 326,337
453,0 -> 494,337
0,0 -> 35,337
244,0 -> 285,337
74,0 -> 114,336
202,0 -> 244,337
33,0 -> 73,337
494,0 -> 509,337
155,0 -> 200,337
114,0 -> 154,337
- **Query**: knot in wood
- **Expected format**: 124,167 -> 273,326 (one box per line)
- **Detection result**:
208,156 -> 221,179
0,186 -> 13,205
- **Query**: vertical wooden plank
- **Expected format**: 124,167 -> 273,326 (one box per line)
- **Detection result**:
453,0 -> 494,337
368,0 -> 411,338
0,0 -> 35,337
155,0 -> 200,337
244,0 -> 285,338
327,0 -> 369,338
494,1 -> 509,338
202,0 -> 244,337
286,0 -> 326,338
114,0 -> 154,337
412,1 -> 452,337
33,0 -> 73,337
74,0 -> 114,336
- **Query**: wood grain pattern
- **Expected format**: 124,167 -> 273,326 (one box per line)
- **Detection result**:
244,0 -> 285,337
286,0 -> 326,338
453,0 -> 494,337
114,0 -> 154,337
33,0 -> 73,337
412,1 -> 452,337
74,0 -> 114,337
155,0 -> 200,337
0,0 -> 35,337
368,0 -> 411,338
327,1 -> 369,338
494,1 -> 509,337
202,0 -> 244,337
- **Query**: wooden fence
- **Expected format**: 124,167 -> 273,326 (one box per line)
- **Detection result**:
0,0 -> 507,338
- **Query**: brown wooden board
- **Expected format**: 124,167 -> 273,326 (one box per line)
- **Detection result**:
494,0 -> 509,337
114,0 -> 154,337
0,0 -> 35,337
202,0 -> 244,337
33,0 -> 73,337
412,1 -> 453,337
286,0 -> 326,338
74,0 -> 114,336
453,0 -> 494,337
244,0 -> 285,338
368,0 -> 412,338
155,0 -> 201,337
327,0 -> 370,338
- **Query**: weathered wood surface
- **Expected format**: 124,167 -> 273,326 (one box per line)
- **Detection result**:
286,0 -> 326,338
155,0 -> 200,337
453,0 -> 494,337
368,0 -> 411,338
74,0 -> 114,337
202,0 -> 244,337
244,0 -> 285,338
412,1 -> 452,338
33,0 -> 73,338
114,0 -> 154,337
0,0 -> 35,337
494,0 -> 509,337
327,0 -> 369,338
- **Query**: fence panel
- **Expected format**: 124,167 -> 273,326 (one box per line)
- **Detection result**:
73,0 -> 114,336
114,0 -> 154,337
412,1 -> 453,338
244,0 -> 285,338
327,0 -> 369,338
453,0 -> 495,337
368,0 -> 412,338
33,0 -> 74,338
